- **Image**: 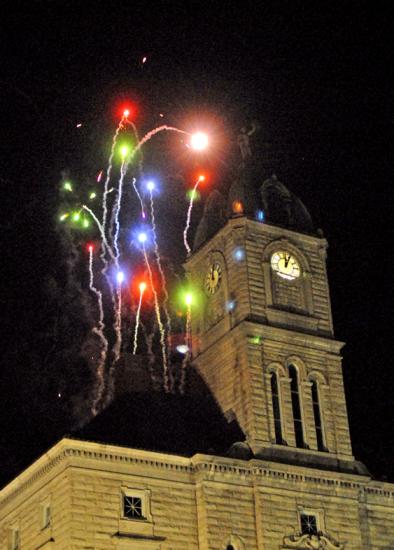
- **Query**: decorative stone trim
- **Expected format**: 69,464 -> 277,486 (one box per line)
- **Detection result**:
193,461 -> 251,477
64,447 -> 193,473
0,451 -> 68,507
2,439 -> 394,509
283,532 -> 343,549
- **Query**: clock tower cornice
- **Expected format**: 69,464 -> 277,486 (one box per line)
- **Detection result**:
185,216 -> 328,269
192,319 -> 345,361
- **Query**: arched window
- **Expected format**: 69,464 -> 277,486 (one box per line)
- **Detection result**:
225,534 -> 245,550
270,372 -> 283,444
288,365 -> 305,448
311,380 -> 325,451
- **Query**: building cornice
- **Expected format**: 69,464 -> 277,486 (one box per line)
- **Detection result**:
1,439 -> 393,510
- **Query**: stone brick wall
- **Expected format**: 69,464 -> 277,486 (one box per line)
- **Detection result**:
2,440 -> 394,549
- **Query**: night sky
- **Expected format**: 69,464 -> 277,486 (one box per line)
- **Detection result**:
0,1 -> 393,487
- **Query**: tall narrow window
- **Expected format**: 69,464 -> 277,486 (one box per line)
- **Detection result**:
270,372 -> 283,444
289,365 -> 305,448
10,528 -> 20,550
311,380 -> 325,451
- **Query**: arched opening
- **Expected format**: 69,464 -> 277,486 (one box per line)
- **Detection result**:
311,380 -> 325,451
270,372 -> 283,444
288,364 -> 305,448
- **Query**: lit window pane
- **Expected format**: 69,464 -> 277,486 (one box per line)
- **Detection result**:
300,513 -> 318,535
123,496 -> 144,519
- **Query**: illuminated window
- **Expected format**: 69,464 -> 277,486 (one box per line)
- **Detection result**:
300,512 -> 318,535
289,365 -> 305,448
121,488 -> 152,523
311,380 -> 325,451
123,495 -> 144,519
270,372 -> 284,444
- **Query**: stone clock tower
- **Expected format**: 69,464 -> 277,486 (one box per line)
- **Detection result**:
2,166 -> 394,549
185,172 -> 363,474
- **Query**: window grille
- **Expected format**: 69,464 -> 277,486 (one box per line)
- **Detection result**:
123,495 -> 144,520
300,512 -> 318,535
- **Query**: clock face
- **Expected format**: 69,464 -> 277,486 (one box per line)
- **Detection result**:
205,262 -> 222,295
271,251 -> 301,281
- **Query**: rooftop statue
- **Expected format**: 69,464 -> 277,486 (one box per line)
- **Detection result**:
237,122 -> 257,160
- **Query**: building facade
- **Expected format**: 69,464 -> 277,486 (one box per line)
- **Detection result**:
1,175 -> 394,549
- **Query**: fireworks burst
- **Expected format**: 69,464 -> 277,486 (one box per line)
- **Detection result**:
58,109 -> 212,413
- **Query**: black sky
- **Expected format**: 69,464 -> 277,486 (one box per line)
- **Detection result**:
0,1 -> 393,486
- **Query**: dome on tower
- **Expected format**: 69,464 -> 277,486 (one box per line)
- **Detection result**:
193,164 -> 315,251
259,174 -> 314,234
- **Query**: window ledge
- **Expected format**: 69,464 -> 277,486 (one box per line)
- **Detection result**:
113,532 -> 165,541
118,517 -> 154,537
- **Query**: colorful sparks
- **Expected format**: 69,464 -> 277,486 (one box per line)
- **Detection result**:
183,174 -> 205,256
58,109 -> 215,411
133,281 -> 146,355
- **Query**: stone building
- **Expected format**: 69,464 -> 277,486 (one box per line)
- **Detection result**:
1,168 -> 394,549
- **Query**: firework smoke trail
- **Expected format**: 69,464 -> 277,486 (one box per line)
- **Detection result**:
148,185 -> 172,353
99,115 -> 127,306
88,246 -> 109,415
111,160 -> 127,371
132,178 -> 146,219
82,205 -> 120,404
132,283 -> 146,355
130,121 -> 144,177
142,321 -> 158,388
103,273 -> 124,408
82,205 -> 116,264
113,160 -> 126,261
180,302 -> 192,395
83,204 -> 118,302
132,126 -> 187,158
183,175 -> 204,256
141,243 -> 169,392
112,276 -> 123,365
102,115 -> 127,235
